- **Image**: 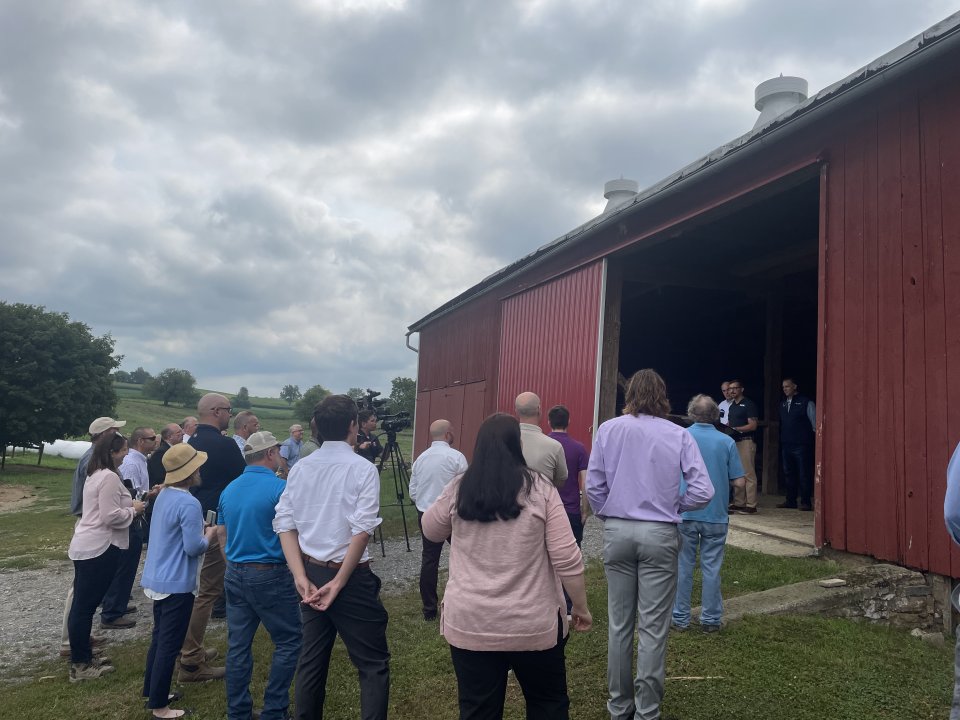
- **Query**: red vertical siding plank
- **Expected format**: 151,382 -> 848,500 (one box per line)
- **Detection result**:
843,125 -> 868,555
822,146 -> 846,552
901,96 -> 929,571
861,111 -> 892,561
875,102 -> 906,565
414,390 -> 432,458
919,89 -> 951,576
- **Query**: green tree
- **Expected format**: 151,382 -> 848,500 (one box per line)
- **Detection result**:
129,366 -> 152,384
280,384 -> 302,405
144,368 -> 199,407
346,387 -> 366,402
113,370 -> 133,383
0,303 -> 120,450
234,386 -> 252,409
294,384 -> 332,422
389,376 -> 416,416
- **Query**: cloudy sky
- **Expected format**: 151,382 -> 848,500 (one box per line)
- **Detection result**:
0,1 -> 956,397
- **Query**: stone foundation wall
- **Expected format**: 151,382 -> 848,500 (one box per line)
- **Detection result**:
823,564 -> 952,634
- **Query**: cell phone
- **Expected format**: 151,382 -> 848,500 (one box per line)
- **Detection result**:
205,509 -> 217,526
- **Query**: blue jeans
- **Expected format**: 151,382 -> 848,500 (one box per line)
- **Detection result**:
672,521 -> 728,628
224,563 -> 302,720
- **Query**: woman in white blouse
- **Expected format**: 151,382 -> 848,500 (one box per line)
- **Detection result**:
67,431 -> 145,682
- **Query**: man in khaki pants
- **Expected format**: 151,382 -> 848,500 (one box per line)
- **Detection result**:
727,380 -> 760,514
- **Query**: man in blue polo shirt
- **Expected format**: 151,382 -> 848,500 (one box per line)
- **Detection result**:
217,431 -> 301,720
672,394 -> 745,633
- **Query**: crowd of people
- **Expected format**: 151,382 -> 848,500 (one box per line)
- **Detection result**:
62,371 -> 820,719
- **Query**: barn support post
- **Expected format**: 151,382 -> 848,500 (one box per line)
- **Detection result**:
598,261 -> 623,427
763,290 -> 783,496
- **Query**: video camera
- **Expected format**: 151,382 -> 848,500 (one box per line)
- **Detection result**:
359,389 -> 411,434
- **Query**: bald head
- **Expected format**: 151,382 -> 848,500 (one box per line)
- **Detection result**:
515,392 -> 541,421
198,393 -> 231,430
429,419 -> 452,439
429,419 -> 455,446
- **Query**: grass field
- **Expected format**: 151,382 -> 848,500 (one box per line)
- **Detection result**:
0,555 -> 953,719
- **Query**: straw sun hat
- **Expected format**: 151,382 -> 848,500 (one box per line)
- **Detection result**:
161,444 -> 208,485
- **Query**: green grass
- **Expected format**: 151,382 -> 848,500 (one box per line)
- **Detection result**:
0,560 -> 952,719
0,455 -> 80,569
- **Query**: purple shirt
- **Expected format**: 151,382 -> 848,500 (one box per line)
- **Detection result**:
586,414 -> 713,523
548,431 -> 589,514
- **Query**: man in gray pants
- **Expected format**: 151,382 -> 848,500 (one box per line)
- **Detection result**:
586,370 -> 713,720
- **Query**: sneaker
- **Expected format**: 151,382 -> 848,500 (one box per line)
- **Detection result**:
100,616 -> 136,629
144,691 -> 183,708
178,663 -> 226,683
701,624 -> 721,634
728,505 -> 745,515
69,661 -> 115,682
737,507 -> 758,514
670,622 -> 689,632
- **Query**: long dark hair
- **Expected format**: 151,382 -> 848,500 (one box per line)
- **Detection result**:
456,413 -> 534,522
87,431 -> 127,476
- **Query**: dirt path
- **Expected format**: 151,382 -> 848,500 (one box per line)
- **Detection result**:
0,486 -> 38,513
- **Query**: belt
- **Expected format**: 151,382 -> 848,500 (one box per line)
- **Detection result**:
231,562 -> 283,570
302,554 -> 370,570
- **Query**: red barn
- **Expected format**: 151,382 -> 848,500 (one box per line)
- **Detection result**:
406,14 -> 960,577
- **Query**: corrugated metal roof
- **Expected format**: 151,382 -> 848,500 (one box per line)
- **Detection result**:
408,10 -> 960,333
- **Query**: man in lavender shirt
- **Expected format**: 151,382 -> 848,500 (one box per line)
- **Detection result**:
587,369 -> 713,720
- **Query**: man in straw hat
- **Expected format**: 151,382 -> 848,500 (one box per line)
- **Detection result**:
141,444 -> 218,719
217,431 -> 301,720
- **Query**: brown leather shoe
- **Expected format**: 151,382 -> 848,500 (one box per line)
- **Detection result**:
178,663 -> 226,683
100,616 -> 136,630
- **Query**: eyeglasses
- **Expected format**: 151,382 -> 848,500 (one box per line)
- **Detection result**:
214,406 -> 233,415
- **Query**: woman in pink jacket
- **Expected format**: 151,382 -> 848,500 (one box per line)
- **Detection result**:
67,431 -> 145,682
422,413 -> 592,720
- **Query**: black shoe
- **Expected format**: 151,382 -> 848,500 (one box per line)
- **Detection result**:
423,612 -> 437,621
799,503 -> 813,511
122,604 -> 137,615
737,507 -> 758,514
211,608 -> 226,619
776,502 -> 798,509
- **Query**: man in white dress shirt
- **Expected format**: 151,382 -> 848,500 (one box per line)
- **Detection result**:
718,381 -> 732,426
408,419 -> 468,621
274,394 -> 389,720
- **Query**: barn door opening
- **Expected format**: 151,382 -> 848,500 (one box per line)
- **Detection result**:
600,167 -> 821,510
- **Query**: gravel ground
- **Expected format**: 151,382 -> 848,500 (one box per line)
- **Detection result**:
0,520 -> 604,682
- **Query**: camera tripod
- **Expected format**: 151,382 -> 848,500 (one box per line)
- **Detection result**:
374,429 -> 413,556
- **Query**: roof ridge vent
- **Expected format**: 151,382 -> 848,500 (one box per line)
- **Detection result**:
754,75 -> 808,129
603,177 -> 639,214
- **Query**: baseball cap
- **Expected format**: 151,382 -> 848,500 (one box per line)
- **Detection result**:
89,417 -> 127,435
244,431 -> 280,456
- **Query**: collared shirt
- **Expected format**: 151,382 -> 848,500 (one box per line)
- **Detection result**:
519,423 -> 568,488
119,449 -> 149,496
233,434 -> 247,451
718,399 -> 732,426
280,437 -> 303,468
727,396 -> 760,441
682,423 -> 745,524
273,441 -> 382,563
586,413 -> 713,523
409,441 -> 468,512
218,465 -> 287,564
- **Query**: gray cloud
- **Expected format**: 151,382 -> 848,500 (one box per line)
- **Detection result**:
0,0 -> 956,395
